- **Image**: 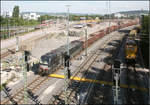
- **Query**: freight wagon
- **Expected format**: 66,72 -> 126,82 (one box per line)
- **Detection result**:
37,20 -> 139,76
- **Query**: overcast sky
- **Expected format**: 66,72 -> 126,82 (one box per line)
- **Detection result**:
1,1 -> 149,14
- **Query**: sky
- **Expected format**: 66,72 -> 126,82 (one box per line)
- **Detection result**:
1,1 -> 149,15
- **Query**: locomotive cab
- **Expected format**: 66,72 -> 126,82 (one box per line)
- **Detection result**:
125,39 -> 137,64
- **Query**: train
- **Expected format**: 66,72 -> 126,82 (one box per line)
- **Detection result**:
128,25 -> 141,38
37,20 -> 139,76
125,38 -> 138,64
39,40 -> 83,75
125,25 -> 141,64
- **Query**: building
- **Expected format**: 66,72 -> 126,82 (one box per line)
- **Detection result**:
114,13 -> 127,18
1,11 -> 12,17
22,13 -> 40,20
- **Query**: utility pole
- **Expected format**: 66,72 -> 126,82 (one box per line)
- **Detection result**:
14,18 -> 17,36
6,12 -> 10,38
64,5 -> 70,105
16,36 -> 19,52
27,19 -> 29,32
108,0 -> 111,33
117,16 -> 120,31
84,24 -> 88,56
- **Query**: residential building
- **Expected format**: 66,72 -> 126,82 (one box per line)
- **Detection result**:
22,13 -> 40,20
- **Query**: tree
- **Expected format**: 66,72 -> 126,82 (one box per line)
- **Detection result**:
12,6 -> 19,18
140,15 -> 149,68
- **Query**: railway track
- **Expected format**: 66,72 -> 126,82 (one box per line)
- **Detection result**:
1,48 -> 16,59
1,76 -> 50,104
125,66 -> 145,104
1,27 -> 134,104
1,32 -> 110,105
87,35 -> 124,104
1,32 -> 51,59
49,32 -> 123,104
89,64 -> 112,104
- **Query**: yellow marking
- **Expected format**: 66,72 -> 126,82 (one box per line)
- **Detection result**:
120,84 -> 128,88
49,74 -> 148,92
129,85 -> 138,89
49,74 -> 65,79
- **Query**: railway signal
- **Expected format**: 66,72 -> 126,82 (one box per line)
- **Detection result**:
64,54 -> 70,67
112,59 -> 121,104
64,54 -> 71,79
23,50 -> 30,104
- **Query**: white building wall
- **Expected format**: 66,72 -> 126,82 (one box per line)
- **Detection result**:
22,13 -> 40,20
2,11 -> 12,17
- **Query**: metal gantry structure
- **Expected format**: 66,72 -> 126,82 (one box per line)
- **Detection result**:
64,4 -> 70,105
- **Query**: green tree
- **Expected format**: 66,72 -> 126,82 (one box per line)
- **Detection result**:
12,6 -> 19,18
0,16 -> 6,26
140,15 -> 149,68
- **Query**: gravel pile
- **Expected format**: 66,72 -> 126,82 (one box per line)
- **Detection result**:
30,36 -> 80,59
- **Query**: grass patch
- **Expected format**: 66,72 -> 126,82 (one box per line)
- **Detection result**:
0,83 -> 7,91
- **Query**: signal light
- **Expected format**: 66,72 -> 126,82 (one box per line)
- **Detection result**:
64,54 -> 70,67
114,59 -> 121,69
67,69 -> 71,79
24,51 -> 30,62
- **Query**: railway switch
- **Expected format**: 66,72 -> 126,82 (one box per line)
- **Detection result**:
3,85 -> 18,105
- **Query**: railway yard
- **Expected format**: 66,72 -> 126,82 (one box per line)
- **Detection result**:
0,19 -> 149,105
